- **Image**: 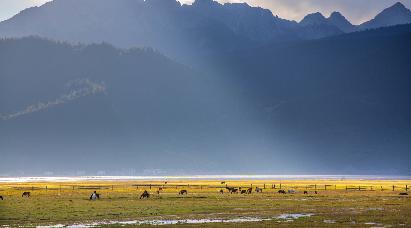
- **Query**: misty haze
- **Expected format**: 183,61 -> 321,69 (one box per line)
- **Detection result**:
0,1 -> 411,227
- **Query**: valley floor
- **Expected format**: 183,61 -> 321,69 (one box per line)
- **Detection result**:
0,179 -> 410,227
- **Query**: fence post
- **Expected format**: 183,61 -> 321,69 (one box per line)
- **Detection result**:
264,184 -> 266,189
150,184 -> 152,189
346,185 -> 347,191
315,184 -> 317,191
325,185 -> 327,191
112,185 -> 114,191
406,185 -> 408,191
46,186 -> 48,191
358,186 -> 361,191
251,184 -> 253,188
393,185 -> 395,191
280,183 -> 282,189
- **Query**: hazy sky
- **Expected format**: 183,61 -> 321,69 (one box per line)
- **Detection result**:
1,0 -> 411,24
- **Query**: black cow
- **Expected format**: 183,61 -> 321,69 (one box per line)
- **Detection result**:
0,196 -> 3,200
304,191 -> 308,194
140,190 -> 150,199
278,190 -> 286,194
226,187 -> 238,194
219,189 -> 224,194
90,191 -> 100,200
240,190 -> 247,194
179,190 -> 188,195
399,192 -> 408,196
22,192 -> 31,197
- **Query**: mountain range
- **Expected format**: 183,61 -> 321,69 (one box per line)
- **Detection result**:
0,0 -> 410,63
1,23 -> 411,175
1,0 -> 411,175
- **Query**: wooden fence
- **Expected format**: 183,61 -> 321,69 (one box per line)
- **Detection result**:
0,183 -> 409,192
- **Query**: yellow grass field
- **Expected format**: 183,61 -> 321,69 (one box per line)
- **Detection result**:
0,179 -> 410,227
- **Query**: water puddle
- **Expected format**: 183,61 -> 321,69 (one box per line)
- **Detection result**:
276,213 -> 314,220
364,222 -> 385,228
34,214 -> 314,227
323,219 -> 336,224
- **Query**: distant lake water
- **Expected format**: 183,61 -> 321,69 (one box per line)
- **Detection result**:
0,175 -> 410,183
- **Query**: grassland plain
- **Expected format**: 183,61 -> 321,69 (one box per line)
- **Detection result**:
0,179 -> 410,227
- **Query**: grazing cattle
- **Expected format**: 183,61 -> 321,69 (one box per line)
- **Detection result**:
22,192 -> 31,197
219,189 -> 224,194
226,187 -> 238,194
0,196 -> 3,200
288,189 -> 296,194
315,191 -> 318,194
399,192 -> 408,196
179,190 -> 188,195
140,190 -> 150,199
247,188 -> 252,194
158,187 -> 163,191
221,182 -> 226,184
255,187 -> 262,193
304,191 -> 308,194
90,191 -> 100,200
278,190 -> 286,194
240,190 -> 247,194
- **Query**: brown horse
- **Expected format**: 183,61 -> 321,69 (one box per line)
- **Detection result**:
22,192 -> 31,197
219,189 -> 224,194
246,188 -> 252,194
179,190 -> 188,195
140,190 -> 150,199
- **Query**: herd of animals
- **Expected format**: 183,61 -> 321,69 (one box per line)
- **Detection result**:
0,186 -> 409,201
